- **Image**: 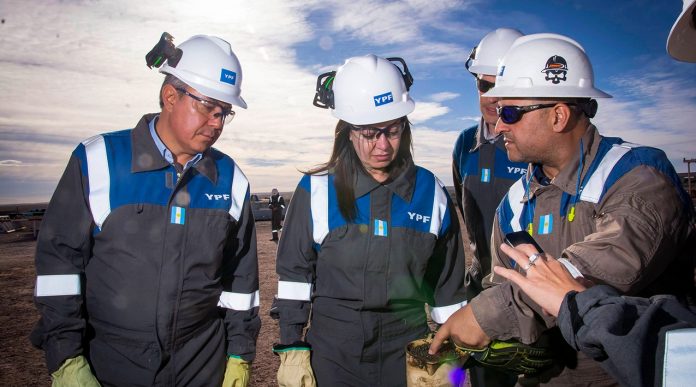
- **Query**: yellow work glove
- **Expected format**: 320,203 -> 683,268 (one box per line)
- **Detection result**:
273,342 -> 316,387
222,356 -> 251,387
51,355 -> 101,387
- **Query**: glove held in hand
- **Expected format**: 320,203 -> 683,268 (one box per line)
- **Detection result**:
51,355 -> 101,387
455,339 -> 554,375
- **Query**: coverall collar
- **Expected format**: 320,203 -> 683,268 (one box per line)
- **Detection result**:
354,160 -> 417,202
529,124 -> 601,196
471,117 -> 506,153
130,113 -> 218,184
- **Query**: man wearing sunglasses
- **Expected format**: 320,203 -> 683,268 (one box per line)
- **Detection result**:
31,34 -> 260,386
432,33 -> 695,386
452,27 -> 526,387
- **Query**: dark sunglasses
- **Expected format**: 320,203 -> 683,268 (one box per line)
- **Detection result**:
496,103 -> 559,124
351,119 -> 405,142
476,78 -> 495,93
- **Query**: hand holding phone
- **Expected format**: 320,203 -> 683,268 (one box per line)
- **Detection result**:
504,231 -> 544,253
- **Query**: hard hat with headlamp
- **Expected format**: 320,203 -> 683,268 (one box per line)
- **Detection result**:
149,33 -> 247,108
312,54 -> 415,125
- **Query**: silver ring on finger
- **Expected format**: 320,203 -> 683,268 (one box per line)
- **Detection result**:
528,253 -> 542,264
522,261 -> 535,271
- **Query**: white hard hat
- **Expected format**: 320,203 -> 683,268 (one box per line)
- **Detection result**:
160,35 -> 247,108
667,0 -> 696,62
484,33 -> 611,99
467,28 -> 524,76
314,54 -> 415,125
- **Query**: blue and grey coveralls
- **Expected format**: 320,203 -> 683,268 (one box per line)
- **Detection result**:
452,119 -> 527,299
271,162 -> 467,386
31,113 -> 260,386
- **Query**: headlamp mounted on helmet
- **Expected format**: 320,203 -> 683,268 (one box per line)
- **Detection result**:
146,32 -> 183,69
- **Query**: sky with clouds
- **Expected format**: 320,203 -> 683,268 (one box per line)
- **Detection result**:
1,0 -> 695,204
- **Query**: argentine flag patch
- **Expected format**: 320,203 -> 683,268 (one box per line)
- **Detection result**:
171,206 -> 186,225
374,219 -> 388,237
539,214 -> 553,235
481,168 -> 491,183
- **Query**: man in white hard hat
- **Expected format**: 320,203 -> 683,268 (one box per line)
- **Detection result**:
31,33 -> 260,386
431,33 -> 696,386
452,27 -> 527,387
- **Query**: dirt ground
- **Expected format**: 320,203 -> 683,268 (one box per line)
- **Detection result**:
0,222 -> 281,387
0,217 -> 472,386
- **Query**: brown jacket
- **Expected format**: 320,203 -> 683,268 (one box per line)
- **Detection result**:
472,125 -> 696,385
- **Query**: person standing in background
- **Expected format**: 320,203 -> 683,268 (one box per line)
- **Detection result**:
269,188 -> 285,242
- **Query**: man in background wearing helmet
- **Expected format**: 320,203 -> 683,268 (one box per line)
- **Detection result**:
268,188 -> 285,242
452,27 -> 526,387
431,33 -> 696,385
270,54 -> 467,386
31,33 -> 260,386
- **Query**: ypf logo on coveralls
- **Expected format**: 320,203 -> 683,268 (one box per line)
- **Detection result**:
205,194 -> 231,201
374,92 -> 394,106
408,212 -> 431,223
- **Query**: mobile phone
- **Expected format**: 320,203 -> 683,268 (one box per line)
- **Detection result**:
504,231 -> 544,253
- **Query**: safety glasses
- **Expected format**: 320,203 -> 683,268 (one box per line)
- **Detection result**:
176,88 -> 235,125
476,78 -> 495,93
496,103 -> 559,124
351,119 -> 405,142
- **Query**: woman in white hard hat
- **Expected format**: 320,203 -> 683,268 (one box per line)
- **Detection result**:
270,54 -> 468,386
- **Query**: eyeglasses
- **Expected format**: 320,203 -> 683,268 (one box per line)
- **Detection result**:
176,88 -> 235,125
351,119 -> 405,142
496,103 -> 560,124
476,78 -> 495,93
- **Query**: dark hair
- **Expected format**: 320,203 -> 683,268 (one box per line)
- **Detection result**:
159,74 -> 189,108
305,119 -> 414,222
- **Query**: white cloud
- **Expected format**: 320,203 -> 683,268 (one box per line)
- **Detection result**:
410,102 -> 450,124
429,92 -> 460,102
593,70 -> 696,169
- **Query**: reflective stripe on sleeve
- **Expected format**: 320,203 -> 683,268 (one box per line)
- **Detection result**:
217,290 -> 260,311
277,280 -> 312,301
310,175 -> 329,245
429,301 -> 468,324
580,143 -> 633,203
35,274 -> 81,297
83,135 -> 110,229
229,164 -> 249,221
429,177 -> 448,236
507,178 -> 526,232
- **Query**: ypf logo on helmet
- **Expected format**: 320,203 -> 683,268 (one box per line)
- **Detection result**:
541,55 -> 568,84
374,91 -> 394,106
313,54 -> 415,125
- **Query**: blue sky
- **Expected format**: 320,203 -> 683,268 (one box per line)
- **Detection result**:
1,0 -> 695,204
